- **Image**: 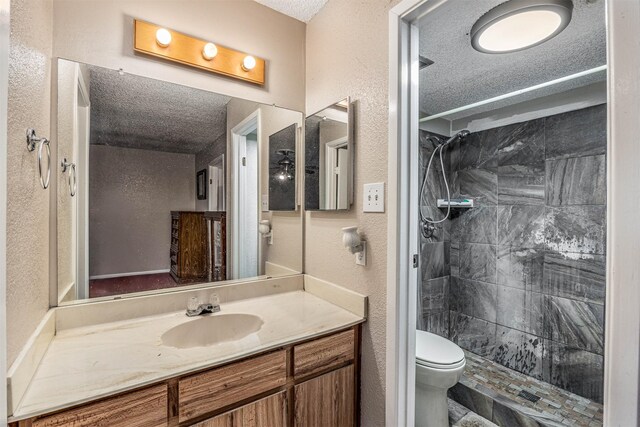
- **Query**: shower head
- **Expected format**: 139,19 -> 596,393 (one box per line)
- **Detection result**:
443,129 -> 471,146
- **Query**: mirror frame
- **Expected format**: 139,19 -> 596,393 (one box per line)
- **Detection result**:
304,97 -> 354,211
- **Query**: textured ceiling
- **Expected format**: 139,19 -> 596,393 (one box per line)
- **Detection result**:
418,0 -> 607,119
89,66 -> 230,154
254,0 -> 328,22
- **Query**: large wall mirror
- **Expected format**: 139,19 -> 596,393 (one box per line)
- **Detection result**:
304,98 -> 353,211
56,58 -> 303,305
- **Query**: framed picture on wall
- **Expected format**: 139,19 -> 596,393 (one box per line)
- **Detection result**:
196,169 -> 207,200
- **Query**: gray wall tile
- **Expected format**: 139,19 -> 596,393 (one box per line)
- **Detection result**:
496,119 -> 545,167
496,286 -> 544,336
546,155 -> 606,206
421,241 -> 450,280
545,105 -> 607,160
493,326 -> 544,380
451,311 -> 497,357
543,295 -> 605,354
496,246 -> 544,292
498,164 -> 545,205
497,206 -> 546,248
421,276 -> 449,315
451,207 -> 497,244
545,206 -> 606,254
543,340 -> 604,403
460,243 -> 497,284
543,252 -> 606,304
454,168 -> 498,206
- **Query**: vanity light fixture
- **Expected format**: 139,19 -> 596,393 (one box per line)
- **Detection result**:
471,0 -> 573,54
134,20 -> 266,85
242,55 -> 257,71
202,42 -> 218,60
155,28 -> 172,47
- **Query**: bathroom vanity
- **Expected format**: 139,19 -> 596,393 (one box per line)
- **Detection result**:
11,327 -> 359,427
8,277 -> 366,427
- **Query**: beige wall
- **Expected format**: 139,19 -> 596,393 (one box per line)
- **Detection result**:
6,0 -> 53,366
306,0 -> 399,424
52,0 -> 306,112
89,146 -> 196,276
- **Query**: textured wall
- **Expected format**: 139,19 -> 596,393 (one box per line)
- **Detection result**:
195,132 -> 227,212
419,105 -> 607,403
89,146 -> 195,276
306,0 -> 400,424
6,0 -> 53,366
52,0 -> 306,112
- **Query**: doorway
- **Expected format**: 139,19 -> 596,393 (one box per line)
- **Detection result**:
230,111 -> 261,279
387,0 -> 640,426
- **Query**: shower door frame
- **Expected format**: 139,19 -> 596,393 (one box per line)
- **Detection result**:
386,0 -> 640,426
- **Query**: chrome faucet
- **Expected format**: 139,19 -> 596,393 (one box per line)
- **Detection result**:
186,294 -> 221,317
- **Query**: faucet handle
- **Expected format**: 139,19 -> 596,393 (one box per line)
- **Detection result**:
209,293 -> 220,306
188,296 -> 199,311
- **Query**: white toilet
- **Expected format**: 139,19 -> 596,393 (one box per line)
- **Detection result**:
415,330 -> 466,427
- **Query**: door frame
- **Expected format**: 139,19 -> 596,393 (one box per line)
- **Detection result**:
230,110 -> 261,279
387,0 -> 640,426
0,0 -> 9,424
208,154 -> 225,212
322,136 -> 348,209
75,67 -> 90,300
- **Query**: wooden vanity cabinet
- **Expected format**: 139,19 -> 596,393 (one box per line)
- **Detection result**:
10,325 -> 361,427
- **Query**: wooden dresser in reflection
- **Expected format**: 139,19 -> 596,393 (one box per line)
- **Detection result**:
170,211 -> 226,283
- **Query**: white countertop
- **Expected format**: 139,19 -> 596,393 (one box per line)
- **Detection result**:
12,290 -> 364,420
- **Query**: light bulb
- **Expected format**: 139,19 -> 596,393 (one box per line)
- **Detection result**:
202,42 -> 218,60
242,55 -> 256,71
155,28 -> 172,47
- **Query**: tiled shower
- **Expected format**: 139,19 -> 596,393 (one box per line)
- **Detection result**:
418,104 -> 606,404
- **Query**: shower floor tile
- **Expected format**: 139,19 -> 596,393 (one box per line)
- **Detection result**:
450,351 -> 603,426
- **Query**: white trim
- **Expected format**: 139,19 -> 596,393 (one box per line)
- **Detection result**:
390,0 -> 640,425
88,269 -> 170,280
0,0 -> 9,424
230,109 -> 261,279
421,65 -> 607,122
603,0 -> 640,424
75,66 -> 90,300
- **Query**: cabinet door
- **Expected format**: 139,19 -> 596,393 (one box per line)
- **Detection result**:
294,365 -> 355,427
191,392 -> 287,427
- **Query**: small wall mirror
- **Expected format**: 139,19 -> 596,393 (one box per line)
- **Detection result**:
305,98 -> 353,211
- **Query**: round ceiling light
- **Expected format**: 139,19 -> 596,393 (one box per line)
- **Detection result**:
471,0 -> 573,54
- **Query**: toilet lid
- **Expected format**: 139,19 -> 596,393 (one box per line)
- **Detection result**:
416,330 -> 465,367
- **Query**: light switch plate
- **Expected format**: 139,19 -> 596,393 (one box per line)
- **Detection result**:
363,183 -> 385,212
261,195 -> 269,212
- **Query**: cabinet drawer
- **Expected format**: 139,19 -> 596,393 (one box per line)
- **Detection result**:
293,329 -> 354,378
179,350 -> 287,423
32,384 -> 167,427
191,391 -> 287,427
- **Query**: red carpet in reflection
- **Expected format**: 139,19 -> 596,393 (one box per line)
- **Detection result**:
89,273 -> 205,298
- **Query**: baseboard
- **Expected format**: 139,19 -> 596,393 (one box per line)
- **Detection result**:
89,269 -> 170,280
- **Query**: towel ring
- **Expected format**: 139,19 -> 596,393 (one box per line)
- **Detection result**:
27,129 -> 51,189
61,158 -> 77,197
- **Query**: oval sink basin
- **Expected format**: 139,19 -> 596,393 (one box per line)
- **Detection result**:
161,313 -> 264,349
